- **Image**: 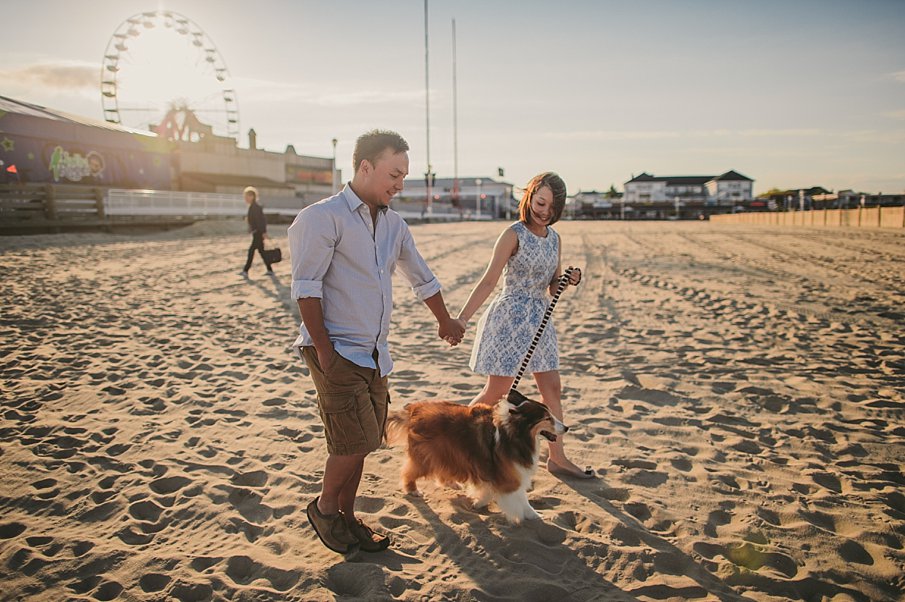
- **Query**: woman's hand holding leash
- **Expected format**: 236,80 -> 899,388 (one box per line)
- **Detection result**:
567,266 -> 581,286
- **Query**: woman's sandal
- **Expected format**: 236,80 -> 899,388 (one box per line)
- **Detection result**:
548,461 -> 596,479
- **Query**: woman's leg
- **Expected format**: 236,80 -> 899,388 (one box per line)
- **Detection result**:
243,237 -> 256,272
468,375 -> 515,407
533,370 -> 592,477
255,234 -> 273,272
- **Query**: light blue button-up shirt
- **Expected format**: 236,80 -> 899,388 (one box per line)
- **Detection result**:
288,184 -> 441,376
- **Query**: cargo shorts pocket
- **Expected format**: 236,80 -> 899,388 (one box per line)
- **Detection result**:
320,389 -> 358,415
319,388 -> 378,455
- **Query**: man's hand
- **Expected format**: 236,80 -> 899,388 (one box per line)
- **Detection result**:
439,317 -> 465,346
316,344 -> 336,374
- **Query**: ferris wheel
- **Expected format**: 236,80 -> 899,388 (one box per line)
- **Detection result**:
101,11 -> 240,140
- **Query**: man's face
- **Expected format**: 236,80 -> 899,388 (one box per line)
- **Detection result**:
361,149 -> 409,207
244,191 -> 255,205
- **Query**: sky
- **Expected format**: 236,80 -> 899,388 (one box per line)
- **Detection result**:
1,0 -> 904,195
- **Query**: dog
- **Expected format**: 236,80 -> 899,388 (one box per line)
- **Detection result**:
385,390 -> 567,523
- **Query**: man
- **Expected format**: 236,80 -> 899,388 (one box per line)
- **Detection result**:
242,186 -> 274,276
288,130 -> 464,554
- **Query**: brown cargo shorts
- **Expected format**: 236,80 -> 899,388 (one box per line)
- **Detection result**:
301,347 -> 389,456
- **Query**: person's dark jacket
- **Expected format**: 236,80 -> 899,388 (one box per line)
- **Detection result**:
247,201 -> 267,235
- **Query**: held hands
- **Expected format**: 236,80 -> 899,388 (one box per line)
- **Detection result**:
439,317 -> 466,347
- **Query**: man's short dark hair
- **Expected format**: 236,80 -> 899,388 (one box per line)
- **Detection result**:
353,129 -> 409,172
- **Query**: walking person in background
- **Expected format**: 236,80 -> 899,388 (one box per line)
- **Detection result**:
454,172 -> 594,479
289,129 -> 465,555
242,186 -> 274,277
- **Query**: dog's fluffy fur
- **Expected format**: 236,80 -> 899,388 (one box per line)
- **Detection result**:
385,394 -> 566,523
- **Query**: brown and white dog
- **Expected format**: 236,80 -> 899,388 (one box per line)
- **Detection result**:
385,391 -> 567,523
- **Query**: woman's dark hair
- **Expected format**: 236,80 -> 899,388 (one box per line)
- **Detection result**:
518,172 -> 566,226
353,129 -> 409,172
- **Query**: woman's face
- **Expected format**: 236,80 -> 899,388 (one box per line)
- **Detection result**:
529,185 -> 554,225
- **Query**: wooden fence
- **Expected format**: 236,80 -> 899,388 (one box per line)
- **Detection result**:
0,184 -> 106,223
711,206 -> 905,229
0,183 -> 465,233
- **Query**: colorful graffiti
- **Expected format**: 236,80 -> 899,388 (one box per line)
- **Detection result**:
48,146 -> 106,183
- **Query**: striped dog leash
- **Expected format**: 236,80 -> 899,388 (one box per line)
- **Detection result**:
507,267 -> 575,404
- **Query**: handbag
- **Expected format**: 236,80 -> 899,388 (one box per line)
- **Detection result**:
262,246 -> 282,264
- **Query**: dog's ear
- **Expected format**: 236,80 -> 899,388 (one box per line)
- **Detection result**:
506,389 -> 529,407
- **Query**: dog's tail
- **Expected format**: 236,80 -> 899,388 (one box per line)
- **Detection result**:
384,409 -> 410,447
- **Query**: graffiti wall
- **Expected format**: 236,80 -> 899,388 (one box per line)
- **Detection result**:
0,110 -> 174,189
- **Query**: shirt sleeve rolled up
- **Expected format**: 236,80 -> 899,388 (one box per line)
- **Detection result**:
289,205 -> 336,300
396,221 -> 442,301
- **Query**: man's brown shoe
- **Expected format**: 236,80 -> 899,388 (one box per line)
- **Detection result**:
306,497 -> 359,554
346,518 -> 390,552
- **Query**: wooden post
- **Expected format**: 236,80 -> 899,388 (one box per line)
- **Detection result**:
44,184 -> 57,221
857,205 -> 862,228
878,205 -> 882,228
94,188 -> 106,219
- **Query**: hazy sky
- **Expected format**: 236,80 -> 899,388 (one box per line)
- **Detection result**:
2,0 -> 904,194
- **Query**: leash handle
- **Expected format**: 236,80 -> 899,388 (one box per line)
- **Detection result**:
509,267 -> 575,395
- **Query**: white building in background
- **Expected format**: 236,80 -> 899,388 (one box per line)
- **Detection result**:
396,176 -> 514,218
624,170 -> 754,205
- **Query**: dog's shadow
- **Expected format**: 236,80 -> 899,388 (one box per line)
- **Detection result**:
403,490 -> 639,601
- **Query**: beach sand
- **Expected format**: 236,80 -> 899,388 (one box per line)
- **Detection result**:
1,220 -> 903,601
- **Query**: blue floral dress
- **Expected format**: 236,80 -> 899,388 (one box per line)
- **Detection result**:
470,221 -> 560,376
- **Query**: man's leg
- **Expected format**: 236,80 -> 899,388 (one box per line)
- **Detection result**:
318,453 -> 366,516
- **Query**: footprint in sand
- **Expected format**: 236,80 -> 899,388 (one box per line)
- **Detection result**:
92,581 -> 124,601
117,525 -> 154,546
129,500 -> 165,523
170,581 -> 214,602
231,470 -> 269,488
139,573 -> 171,593
225,555 -> 300,591
150,475 -> 192,495
838,539 -> 875,565
0,522 -> 27,540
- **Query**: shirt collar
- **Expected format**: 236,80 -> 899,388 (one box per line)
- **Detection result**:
342,183 -> 389,214
341,183 -> 364,213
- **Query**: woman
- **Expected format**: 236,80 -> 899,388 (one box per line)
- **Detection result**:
455,172 -> 593,479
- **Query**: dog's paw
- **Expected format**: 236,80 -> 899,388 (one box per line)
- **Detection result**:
438,479 -> 462,491
404,488 -> 423,498
524,509 -> 542,521
470,497 -> 491,509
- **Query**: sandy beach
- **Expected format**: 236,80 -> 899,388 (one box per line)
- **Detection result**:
1,219 -> 903,601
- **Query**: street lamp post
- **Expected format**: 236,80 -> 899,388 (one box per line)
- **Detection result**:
475,178 -> 482,219
331,138 -> 338,193
506,184 -> 512,220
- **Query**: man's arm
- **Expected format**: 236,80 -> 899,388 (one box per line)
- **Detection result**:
288,205 -> 337,365
297,297 -> 335,370
423,291 -> 465,346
